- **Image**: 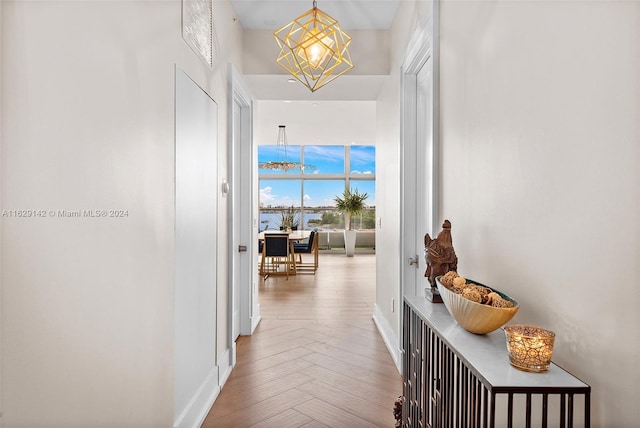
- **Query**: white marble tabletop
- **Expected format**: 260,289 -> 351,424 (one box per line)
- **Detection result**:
404,295 -> 590,392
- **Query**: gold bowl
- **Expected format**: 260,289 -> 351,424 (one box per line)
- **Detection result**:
436,276 -> 519,335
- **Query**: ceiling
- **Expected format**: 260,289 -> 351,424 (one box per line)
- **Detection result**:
255,100 -> 377,146
243,75 -> 387,101
230,0 -> 399,144
232,0 -> 398,101
229,0 -> 401,30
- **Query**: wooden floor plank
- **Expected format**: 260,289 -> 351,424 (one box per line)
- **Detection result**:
229,347 -> 315,380
250,408 -> 313,428
297,379 -> 395,426
300,421 -> 330,428
218,358 -> 315,396
301,362 -> 401,408
303,341 -> 401,381
203,254 -> 402,427
205,372 -> 313,419
202,389 -> 314,427
294,398 -> 379,428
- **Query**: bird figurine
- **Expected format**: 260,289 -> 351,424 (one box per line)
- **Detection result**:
424,219 -> 458,302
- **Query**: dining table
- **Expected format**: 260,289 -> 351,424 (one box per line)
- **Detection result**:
258,230 -> 311,276
257,230 -> 310,242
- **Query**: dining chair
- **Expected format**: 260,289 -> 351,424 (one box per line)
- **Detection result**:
293,229 -> 318,273
260,233 -> 296,279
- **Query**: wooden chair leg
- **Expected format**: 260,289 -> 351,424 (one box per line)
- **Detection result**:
290,241 -> 297,275
313,242 -> 319,272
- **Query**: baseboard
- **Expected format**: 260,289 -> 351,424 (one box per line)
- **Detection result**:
250,311 -> 262,334
173,366 -> 220,428
174,345 -> 237,428
372,304 -> 402,373
218,345 -> 235,389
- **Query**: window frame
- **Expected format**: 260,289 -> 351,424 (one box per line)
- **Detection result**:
258,145 -> 376,231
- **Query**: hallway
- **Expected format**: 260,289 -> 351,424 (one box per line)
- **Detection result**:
203,254 -> 401,427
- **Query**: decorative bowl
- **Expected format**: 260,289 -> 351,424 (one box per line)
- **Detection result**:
435,276 -> 519,334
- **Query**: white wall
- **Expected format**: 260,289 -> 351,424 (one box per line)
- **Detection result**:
254,100 -> 376,146
0,0 -> 3,419
438,1 -> 640,425
375,1 -> 639,425
374,0 -> 428,361
0,0 -> 242,426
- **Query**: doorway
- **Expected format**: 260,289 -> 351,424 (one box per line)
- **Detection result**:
400,9 -> 439,344
174,67 -> 219,427
228,65 -> 261,354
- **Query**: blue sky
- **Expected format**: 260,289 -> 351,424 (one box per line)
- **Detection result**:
301,146 -> 344,174
258,145 -> 376,208
259,145 -> 375,175
349,146 -> 375,174
260,179 -> 376,208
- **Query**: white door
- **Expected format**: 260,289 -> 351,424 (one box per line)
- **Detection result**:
402,56 -> 436,299
228,65 -> 260,342
400,10 -> 439,302
174,67 -> 218,426
414,58 -> 435,295
231,100 -> 241,341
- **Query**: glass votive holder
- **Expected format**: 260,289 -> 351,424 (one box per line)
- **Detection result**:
503,325 -> 555,372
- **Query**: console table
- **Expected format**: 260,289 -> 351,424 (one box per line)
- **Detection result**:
403,296 -> 590,428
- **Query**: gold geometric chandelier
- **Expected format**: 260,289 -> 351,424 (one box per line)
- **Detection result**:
274,0 -> 354,93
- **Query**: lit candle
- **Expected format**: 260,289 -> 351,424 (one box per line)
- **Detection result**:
504,325 -> 555,372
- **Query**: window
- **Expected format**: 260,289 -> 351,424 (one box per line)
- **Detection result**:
258,145 -> 375,232
259,179 -> 301,231
348,179 -> 375,230
350,145 -> 375,175
304,180 -> 345,229
303,146 -> 344,174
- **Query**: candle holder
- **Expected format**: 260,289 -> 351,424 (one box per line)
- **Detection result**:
504,325 -> 555,372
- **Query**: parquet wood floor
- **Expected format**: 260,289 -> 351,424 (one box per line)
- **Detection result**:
203,254 -> 401,427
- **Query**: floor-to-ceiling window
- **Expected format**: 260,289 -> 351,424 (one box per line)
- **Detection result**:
258,145 -> 375,250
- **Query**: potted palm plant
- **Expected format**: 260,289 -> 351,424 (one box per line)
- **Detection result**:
334,188 -> 368,257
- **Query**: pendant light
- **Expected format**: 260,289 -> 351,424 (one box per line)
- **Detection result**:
274,0 -> 354,93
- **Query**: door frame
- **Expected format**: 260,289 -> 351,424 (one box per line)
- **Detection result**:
227,64 -> 261,361
399,3 -> 440,349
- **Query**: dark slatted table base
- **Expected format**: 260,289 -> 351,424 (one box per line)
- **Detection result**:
402,303 -> 590,428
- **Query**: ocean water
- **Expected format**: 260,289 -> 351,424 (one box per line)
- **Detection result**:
259,212 -> 322,232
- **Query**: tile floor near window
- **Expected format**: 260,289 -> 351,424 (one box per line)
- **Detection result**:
203,254 -> 401,428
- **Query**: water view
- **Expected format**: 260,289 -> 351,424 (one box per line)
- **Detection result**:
259,212 -> 322,232
259,208 -> 375,232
